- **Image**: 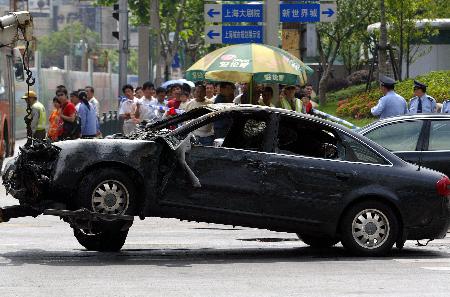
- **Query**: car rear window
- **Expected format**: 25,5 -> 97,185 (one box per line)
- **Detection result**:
428,121 -> 450,151
364,121 -> 423,152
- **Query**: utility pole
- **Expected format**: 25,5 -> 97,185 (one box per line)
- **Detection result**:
264,0 -> 280,103
264,0 -> 279,47
138,25 -> 150,86
118,0 -> 129,95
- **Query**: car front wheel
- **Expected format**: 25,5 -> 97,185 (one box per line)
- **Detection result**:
340,201 -> 399,256
73,168 -> 137,251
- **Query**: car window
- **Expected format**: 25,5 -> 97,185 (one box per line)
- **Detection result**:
276,116 -> 344,160
175,111 -> 270,152
364,121 -> 423,151
340,134 -> 389,165
428,121 -> 450,151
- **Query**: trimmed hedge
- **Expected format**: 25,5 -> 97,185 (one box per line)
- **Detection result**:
336,71 -> 450,119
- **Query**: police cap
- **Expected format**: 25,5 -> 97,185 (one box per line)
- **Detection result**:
379,75 -> 396,87
413,80 -> 427,91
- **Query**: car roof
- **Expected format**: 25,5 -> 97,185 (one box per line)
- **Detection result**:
360,113 -> 450,133
206,103 -> 358,133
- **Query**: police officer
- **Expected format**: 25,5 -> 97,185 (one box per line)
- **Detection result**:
371,76 -> 407,119
408,80 -> 436,113
441,99 -> 450,114
22,90 -> 47,139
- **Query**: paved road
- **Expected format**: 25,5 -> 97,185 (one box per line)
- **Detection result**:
1,140 -> 450,296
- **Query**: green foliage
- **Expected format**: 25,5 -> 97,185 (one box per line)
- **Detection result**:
326,84 -> 368,102
37,22 -> 99,69
336,71 -> 450,119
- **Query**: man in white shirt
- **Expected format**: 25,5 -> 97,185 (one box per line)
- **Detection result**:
85,86 -> 100,117
119,84 -> 138,135
205,82 -> 216,101
135,81 -> 158,123
186,84 -> 214,146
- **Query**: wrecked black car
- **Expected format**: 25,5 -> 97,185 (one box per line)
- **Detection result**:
2,104 -> 450,256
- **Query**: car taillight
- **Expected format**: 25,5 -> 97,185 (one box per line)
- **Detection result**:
436,176 -> 450,197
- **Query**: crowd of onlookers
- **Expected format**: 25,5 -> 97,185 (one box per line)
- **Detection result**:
22,85 -> 101,141
22,80 -> 319,142
117,80 -> 319,137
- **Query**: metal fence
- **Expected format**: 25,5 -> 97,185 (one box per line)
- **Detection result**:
99,111 -> 123,136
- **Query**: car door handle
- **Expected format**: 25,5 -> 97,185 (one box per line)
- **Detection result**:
335,172 -> 352,181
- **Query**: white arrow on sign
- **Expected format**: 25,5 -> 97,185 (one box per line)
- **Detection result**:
204,4 -> 222,23
205,25 -> 222,44
320,2 -> 337,22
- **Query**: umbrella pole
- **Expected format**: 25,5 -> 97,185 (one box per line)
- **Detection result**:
250,76 -> 253,105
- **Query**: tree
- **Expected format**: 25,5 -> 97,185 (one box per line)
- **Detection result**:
316,0 -> 378,105
378,0 -> 389,76
386,0 -> 442,79
37,22 -> 99,69
96,0 -> 206,85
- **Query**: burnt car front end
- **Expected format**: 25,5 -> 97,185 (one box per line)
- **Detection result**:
1,137 -> 165,223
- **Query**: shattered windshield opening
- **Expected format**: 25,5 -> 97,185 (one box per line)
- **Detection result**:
146,107 -> 214,131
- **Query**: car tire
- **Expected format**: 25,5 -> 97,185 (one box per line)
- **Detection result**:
73,168 -> 137,252
73,227 -> 129,252
340,200 -> 399,256
297,234 -> 340,248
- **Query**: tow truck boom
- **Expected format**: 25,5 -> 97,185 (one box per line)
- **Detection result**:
0,11 -> 33,47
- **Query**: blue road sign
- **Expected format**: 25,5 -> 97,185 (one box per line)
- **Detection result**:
205,25 -> 263,44
204,4 -> 264,23
280,3 -> 337,23
280,3 -> 320,23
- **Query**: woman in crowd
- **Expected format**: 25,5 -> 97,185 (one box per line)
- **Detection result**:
47,96 -> 63,141
77,91 -> 98,138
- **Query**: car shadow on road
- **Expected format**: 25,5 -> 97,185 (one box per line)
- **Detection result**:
0,246 -> 448,267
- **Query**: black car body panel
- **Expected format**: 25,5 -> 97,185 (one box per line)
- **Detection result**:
3,105 -> 449,242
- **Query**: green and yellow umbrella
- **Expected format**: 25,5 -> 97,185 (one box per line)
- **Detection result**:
186,43 -> 313,85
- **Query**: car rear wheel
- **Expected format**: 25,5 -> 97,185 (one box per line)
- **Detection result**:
297,234 -> 340,248
73,168 -> 136,251
340,201 -> 399,256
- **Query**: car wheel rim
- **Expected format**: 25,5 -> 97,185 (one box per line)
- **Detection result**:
351,208 -> 390,250
91,179 -> 129,216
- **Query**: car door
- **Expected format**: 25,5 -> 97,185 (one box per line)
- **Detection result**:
420,119 -> 450,176
260,115 -> 390,227
362,120 -> 426,165
159,110 -> 276,215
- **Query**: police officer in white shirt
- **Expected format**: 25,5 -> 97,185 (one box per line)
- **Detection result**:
408,80 -> 436,113
442,99 -> 450,114
371,76 -> 408,119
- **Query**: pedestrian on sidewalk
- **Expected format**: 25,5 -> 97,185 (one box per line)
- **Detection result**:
22,90 -> 47,140
135,81 -> 158,124
408,81 -> 437,114
119,84 -> 138,135
280,85 -> 302,112
186,84 -> 214,146
259,86 -> 275,107
77,91 -> 98,138
85,86 -> 100,118
58,87 -> 80,140
371,76 -> 407,119
48,96 -> 63,141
